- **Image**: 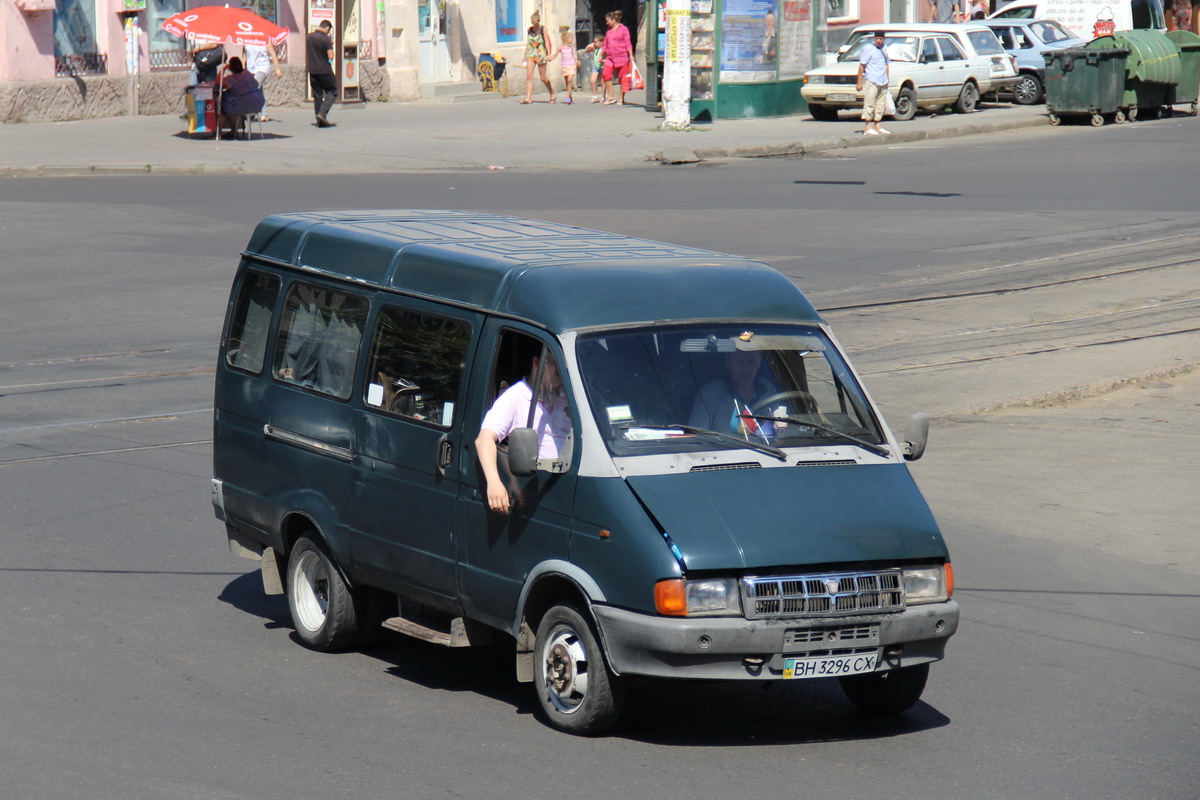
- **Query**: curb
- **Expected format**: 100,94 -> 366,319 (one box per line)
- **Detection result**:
0,162 -> 245,178
652,112 -> 1049,164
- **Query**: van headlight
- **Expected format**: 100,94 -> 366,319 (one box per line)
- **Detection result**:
902,564 -> 953,605
655,578 -> 743,617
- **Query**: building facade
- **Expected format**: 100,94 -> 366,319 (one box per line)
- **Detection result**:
0,0 -> 631,121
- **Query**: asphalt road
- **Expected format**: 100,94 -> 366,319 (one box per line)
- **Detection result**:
1,118 -> 1197,800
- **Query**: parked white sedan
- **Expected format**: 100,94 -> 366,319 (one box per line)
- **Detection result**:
802,24 -> 1019,121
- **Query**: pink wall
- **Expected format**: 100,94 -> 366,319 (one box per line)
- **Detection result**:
2,6 -> 56,81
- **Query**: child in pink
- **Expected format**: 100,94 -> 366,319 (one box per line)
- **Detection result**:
558,29 -> 578,104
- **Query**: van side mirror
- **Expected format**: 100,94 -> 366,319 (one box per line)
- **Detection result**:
507,428 -> 539,476
902,412 -> 929,461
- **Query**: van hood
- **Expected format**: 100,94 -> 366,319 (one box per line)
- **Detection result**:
625,464 -> 946,572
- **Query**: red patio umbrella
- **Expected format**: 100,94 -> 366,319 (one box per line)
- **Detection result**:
161,5 -> 289,47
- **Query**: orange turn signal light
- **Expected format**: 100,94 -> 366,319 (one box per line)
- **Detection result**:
945,562 -> 954,598
655,579 -> 687,616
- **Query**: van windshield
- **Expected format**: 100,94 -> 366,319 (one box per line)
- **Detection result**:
576,324 -> 885,458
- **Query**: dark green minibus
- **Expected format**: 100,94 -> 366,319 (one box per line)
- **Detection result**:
212,210 -> 958,735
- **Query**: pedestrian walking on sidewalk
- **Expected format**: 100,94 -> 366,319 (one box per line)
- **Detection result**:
856,31 -> 891,135
558,28 -> 578,104
521,11 -> 556,103
584,35 -> 606,103
244,41 -> 282,121
306,20 -> 338,128
601,10 -> 634,105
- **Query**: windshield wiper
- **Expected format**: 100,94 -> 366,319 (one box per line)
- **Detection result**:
743,415 -> 892,458
619,424 -> 787,462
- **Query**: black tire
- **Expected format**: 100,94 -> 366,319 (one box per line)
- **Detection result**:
808,103 -> 838,121
533,603 -> 624,735
955,82 -> 979,114
1012,73 -> 1043,105
839,662 -> 929,714
893,86 -> 918,121
286,535 -> 362,651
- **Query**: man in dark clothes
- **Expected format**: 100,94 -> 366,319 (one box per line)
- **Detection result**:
306,20 -> 337,128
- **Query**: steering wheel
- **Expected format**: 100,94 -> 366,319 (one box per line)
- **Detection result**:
752,390 -> 817,416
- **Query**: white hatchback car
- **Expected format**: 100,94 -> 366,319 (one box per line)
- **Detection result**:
802,24 -> 1019,121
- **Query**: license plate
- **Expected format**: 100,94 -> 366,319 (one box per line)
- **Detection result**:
826,93 -> 856,102
783,652 -> 878,679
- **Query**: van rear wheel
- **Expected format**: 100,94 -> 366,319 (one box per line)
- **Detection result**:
286,536 -> 361,651
839,663 -> 929,714
534,604 -> 624,735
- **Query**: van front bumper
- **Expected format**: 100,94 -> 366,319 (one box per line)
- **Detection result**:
592,600 -> 959,680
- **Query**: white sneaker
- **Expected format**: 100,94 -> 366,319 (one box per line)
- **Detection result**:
877,127 -> 892,134
864,129 -> 880,135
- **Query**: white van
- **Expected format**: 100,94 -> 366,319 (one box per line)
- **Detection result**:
988,0 -> 1166,41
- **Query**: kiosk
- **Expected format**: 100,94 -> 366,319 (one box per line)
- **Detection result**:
647,0 -> 821,120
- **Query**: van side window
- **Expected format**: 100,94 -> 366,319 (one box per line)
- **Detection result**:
225,269 -> 280,375
364,305 -> 471,427
273,281 -> 369,400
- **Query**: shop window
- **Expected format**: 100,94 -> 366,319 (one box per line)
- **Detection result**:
54,0 -> 105,76
827,0 -> 859,23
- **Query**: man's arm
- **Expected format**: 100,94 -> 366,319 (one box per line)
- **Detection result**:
475,428 -> 511,514
856,61 -> 865,91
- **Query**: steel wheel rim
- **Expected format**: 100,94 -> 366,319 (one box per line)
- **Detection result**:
541,624 -> 590,714
292,550 -> 330,633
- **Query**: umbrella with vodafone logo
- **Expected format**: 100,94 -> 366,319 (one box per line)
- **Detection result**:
161,5 -> 289,47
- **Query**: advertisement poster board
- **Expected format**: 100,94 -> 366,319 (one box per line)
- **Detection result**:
778,0 -> 812,80
719,0 -> 778,83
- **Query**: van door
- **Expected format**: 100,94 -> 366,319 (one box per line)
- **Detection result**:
263,279 -> 371,554
350,298 -> 481,607
454,322 -> 578,632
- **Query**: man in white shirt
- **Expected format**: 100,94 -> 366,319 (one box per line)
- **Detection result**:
243,42 -> 282,121
475,353 -> 571,514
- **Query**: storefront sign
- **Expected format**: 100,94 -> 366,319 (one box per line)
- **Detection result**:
495,0 -> 519,42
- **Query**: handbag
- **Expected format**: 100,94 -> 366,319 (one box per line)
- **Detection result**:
884,90 -> 896,116
630,62 -> 645,91
194,45 -> 225,71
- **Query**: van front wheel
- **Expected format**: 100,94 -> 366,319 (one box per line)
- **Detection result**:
839,663 -> 929,714
534,604 -> 624,735
286,536 -> 361,652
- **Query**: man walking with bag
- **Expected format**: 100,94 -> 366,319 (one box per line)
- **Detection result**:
306,20 -> 337,128
856,31 -> 890,135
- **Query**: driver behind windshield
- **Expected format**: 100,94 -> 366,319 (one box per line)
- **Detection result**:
688,348 -> 776,438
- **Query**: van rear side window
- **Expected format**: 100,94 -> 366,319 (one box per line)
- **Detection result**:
225,269 -> 280,375
364,305 -> 472,427
273,281 -> 369,400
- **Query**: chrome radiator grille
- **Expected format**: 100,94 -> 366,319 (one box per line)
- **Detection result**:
742,571 -> 904,619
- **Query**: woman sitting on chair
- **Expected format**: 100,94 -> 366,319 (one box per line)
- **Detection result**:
216,57 -> 265,140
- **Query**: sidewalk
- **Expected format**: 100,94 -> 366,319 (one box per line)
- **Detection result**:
0,92 -> 1051,177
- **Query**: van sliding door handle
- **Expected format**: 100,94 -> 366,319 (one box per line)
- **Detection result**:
435,434 -> 452,477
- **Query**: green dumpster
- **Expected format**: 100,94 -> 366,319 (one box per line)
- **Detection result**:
1044,47 -> 1129,126
1166,30 -> 1200,115
1088,30 -> 1182,120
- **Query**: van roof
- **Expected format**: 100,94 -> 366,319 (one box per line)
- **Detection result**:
243,210 -> 823,333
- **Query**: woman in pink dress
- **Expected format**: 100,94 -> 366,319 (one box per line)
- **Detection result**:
601,10 -> 634,105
